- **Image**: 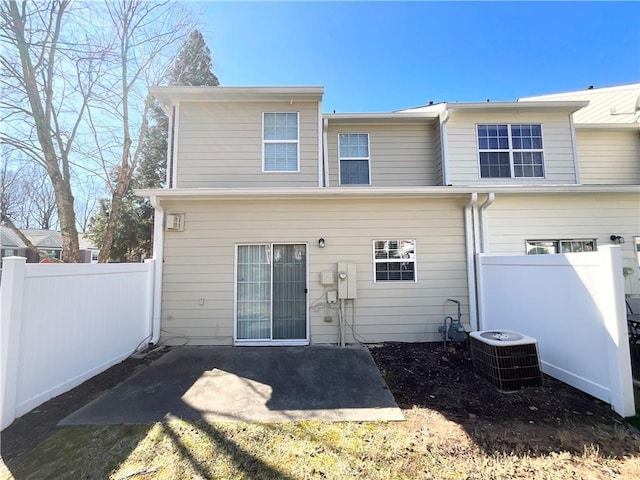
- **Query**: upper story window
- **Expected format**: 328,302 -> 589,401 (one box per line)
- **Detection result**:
263,112 -> 299,172
526,239 -> 596,255
373,239 -> 417,282
477,124 -> 545,178
339,133 -> 370,185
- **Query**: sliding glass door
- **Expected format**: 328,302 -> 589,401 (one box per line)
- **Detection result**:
236,244 -> 307,344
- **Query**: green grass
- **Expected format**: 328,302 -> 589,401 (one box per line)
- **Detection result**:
624,385 -> 640,431
2,411 -> 639,480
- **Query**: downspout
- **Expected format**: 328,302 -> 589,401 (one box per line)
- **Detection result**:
322,118 -> 330,187
172,104 -> 180,188
165,106 -> 175,187
440,107 -> 451,186
149,195 -> 164,345
318,101 -> 324,187
464,193 -> 479,331
479,193 -> 495,253
569,115 -> 581,184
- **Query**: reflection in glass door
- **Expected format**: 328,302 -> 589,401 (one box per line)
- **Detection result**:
236,244 -> 307,343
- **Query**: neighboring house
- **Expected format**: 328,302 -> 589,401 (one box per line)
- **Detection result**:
0,227 -> 99,264
78,234 -> 100,264
138,83 -> 640,347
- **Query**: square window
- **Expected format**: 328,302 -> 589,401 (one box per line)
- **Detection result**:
373,239 -> 416,282
477,124 -> 544,179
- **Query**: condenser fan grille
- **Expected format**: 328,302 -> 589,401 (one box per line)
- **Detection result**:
470,331 -> 542,392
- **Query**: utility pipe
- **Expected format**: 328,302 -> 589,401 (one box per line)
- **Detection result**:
149,195 -> 165,345
479,192 -> 495,253
464,193 -> 479,331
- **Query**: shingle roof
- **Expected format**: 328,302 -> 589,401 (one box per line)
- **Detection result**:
519,83 -> 640,125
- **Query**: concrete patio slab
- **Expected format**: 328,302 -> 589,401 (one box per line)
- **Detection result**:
59,345 -> 404,425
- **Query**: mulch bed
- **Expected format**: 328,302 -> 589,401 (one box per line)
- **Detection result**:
368,341 -> 618,426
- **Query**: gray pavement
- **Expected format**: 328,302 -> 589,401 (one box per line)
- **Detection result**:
59,345 -> 404,425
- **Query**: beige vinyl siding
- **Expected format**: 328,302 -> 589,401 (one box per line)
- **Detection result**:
160,197 -> 469,345
176,101 -> 319,188
326,122 -> 438,187
447,111 -> 577,185
576,130 -> 640,185
484,192 -> 640,294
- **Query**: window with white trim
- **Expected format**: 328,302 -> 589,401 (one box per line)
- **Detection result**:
526,239 -> 596,255
263,112 -> 299,172
339,133 -> 370,185
373,239 -> 416,282
477,124 -> 545,178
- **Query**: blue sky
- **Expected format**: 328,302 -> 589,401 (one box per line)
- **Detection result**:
196,1 -> 640,112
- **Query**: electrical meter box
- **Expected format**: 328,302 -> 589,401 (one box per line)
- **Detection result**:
320,271 -> 335,286
337,262 -> 357,299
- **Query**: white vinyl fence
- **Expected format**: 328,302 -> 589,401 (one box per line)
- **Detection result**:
476,245 -> 635,417
1,257 -> 155,429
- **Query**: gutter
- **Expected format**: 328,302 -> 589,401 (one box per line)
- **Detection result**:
149,195 -> 164,345
318,100 -> 323,187
135,184 -> 640,201
464,193 -> 479,331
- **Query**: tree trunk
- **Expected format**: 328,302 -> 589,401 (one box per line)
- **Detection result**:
5,0 -> 80,262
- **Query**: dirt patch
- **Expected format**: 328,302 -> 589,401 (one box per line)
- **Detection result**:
369,341 -> 638,457
0,347 -> 168,462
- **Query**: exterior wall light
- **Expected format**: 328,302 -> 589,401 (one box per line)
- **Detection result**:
318,238 -> 325,248
610,235 -> 624,244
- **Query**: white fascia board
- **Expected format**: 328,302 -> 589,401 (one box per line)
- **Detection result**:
135,185 -> 640,201
447,101 -> 589,114
324,112 -> 438,123
149,86 -> 324,109
575,123 -> 640,130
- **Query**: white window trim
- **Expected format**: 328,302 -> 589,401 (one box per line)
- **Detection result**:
372,239 -> 417,283
262,112 -> 300,173
338,133 -> 372,186
526,239 -> 597,255
476,123 -> 546,179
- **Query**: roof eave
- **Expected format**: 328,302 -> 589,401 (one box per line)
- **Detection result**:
137,185 -> 640,201
149,86 -> 324,109
447,101 -> 589,114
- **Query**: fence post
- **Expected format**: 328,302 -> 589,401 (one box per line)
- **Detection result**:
1,257 -> 27,429
599,246 -> 635,417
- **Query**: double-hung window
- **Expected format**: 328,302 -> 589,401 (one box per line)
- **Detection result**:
339,133 -> 370,185
477,124 -> 545,178
263,112 -> 299,172
373,239 -> 417,282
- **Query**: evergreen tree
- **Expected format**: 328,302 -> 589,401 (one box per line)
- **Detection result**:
90,30 -> 219,261
169,30 -> 219,87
